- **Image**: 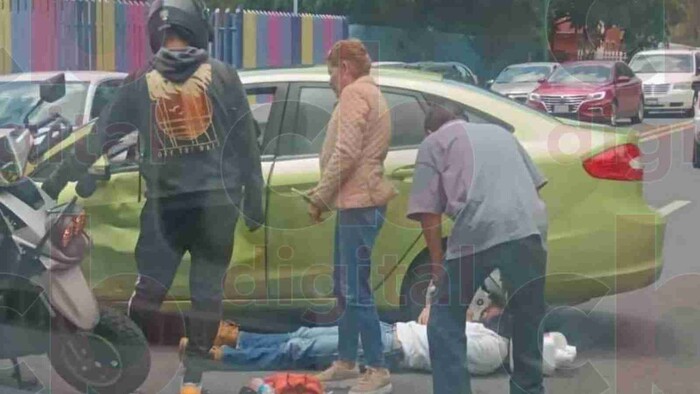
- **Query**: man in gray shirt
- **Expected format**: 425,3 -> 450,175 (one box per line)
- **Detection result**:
407,103 -> 547,394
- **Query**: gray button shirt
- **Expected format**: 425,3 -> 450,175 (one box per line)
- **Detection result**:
407,120 -> 547,259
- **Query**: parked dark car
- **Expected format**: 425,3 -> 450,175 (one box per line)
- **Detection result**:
374,61 -> 479,85
488,62 -> 559,103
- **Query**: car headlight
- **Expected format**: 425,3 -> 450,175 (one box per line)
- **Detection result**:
673,82 -> 693,91
529,93 -> 541,101
587,91 -> 607,100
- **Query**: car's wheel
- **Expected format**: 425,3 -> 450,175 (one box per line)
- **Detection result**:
610,101 -> 619,127
50,307 -> 151,394
631,97 -> 644,124
400,252 -> 433,321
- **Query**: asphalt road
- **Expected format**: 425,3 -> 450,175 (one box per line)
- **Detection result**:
2,113 -> 699,394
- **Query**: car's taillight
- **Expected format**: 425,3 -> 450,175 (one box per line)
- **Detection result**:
582,143 -> 643,181
52,210 -> 87,249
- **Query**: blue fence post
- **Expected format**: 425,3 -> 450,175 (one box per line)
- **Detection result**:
233,6 -> 242,68
291,12 -> 300,66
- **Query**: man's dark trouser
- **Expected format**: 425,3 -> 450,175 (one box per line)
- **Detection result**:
428,235 -> 547,394
127,197 -> 239,383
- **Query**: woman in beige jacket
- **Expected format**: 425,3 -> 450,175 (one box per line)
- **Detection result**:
306,40 -> 397,394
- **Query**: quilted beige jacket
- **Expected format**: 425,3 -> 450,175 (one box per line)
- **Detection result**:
308,76 -> 397,210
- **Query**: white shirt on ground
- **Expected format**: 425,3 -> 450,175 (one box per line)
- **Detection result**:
394,321 -> 509,375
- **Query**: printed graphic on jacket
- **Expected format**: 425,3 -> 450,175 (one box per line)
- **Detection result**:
146,64 -> 219,158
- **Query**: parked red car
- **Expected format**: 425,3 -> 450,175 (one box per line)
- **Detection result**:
527,61 -> 645,126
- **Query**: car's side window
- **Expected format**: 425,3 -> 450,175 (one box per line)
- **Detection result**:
695,53 -> 700,72
247,86 -> 278,152
281,87 -> 337,156
424,94 -> 511,132
622,64 -> 635,78
384,91 -> 427,148
90,79 -> 123,120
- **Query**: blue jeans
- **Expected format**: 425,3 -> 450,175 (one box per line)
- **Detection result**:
428,236 -> 546,394
333,206 -> 387,368
220,323 -> 399,370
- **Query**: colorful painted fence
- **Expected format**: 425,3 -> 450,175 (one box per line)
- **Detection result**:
217,9 -> 348,69
0,1 -> 348,75
0,0 -> 149,75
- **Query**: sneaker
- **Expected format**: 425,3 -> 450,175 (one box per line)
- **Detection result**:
213,320 -> 240,347
180,383 -> 202,394
316,360 -> 361,382
349,367 -> 393,394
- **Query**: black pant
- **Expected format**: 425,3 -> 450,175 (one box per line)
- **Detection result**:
127,197 -> 239,383
428,235 -> 547,394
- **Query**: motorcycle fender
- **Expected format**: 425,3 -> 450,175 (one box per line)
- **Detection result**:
37,265 -> 99,331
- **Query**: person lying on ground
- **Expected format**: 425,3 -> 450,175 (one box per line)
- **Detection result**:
179,295 -> 574,375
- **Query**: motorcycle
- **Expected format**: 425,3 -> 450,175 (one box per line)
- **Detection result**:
0,73 -> 150,394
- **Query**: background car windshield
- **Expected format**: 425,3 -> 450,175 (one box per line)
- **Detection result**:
0,81 -> 89,127
548,65 -> 612,84
629,54 -> 694,73
495,66 -> 553,83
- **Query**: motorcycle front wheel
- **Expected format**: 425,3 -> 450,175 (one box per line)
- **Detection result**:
49,306 -> 151,394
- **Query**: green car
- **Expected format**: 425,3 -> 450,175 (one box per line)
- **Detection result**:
34,66 -> 664,320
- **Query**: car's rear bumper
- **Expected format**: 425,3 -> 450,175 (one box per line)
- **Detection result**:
644,90 -> 695,111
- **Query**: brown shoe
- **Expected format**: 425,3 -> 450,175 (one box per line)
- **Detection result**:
209,346 -> 223,361
349,367 -> 392,394
316,360 -> 361,383
213,320 -> 240,347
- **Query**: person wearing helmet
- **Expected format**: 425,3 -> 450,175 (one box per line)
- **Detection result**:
41,1 -> 264,393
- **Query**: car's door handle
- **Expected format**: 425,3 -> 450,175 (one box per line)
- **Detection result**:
389,165 -> 415,181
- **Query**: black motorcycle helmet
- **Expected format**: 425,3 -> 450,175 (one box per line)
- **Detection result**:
147,0 -> 214,53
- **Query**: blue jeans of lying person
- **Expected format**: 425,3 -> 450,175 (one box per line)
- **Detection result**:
218,322 -> 401,371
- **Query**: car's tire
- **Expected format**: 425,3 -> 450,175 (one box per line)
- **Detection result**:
400,251 -> 435,322
631,97 -> 644,124
50,306 -> 151,394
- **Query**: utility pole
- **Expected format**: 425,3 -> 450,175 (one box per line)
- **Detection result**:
294,0 -> 299,14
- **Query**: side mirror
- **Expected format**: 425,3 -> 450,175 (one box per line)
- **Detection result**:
40,73 -> 66,104
537,78 -> 547,84
486,79 -> 494,88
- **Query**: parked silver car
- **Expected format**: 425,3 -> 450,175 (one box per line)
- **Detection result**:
628,49 -> 700,117
488,62 -> 559,103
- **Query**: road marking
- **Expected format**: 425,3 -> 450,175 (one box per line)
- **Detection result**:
640,124 -> 694,143
656,200 -> 692,217
639,120 -> 694,139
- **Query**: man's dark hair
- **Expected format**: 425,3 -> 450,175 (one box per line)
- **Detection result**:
424,101 -> 460,133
